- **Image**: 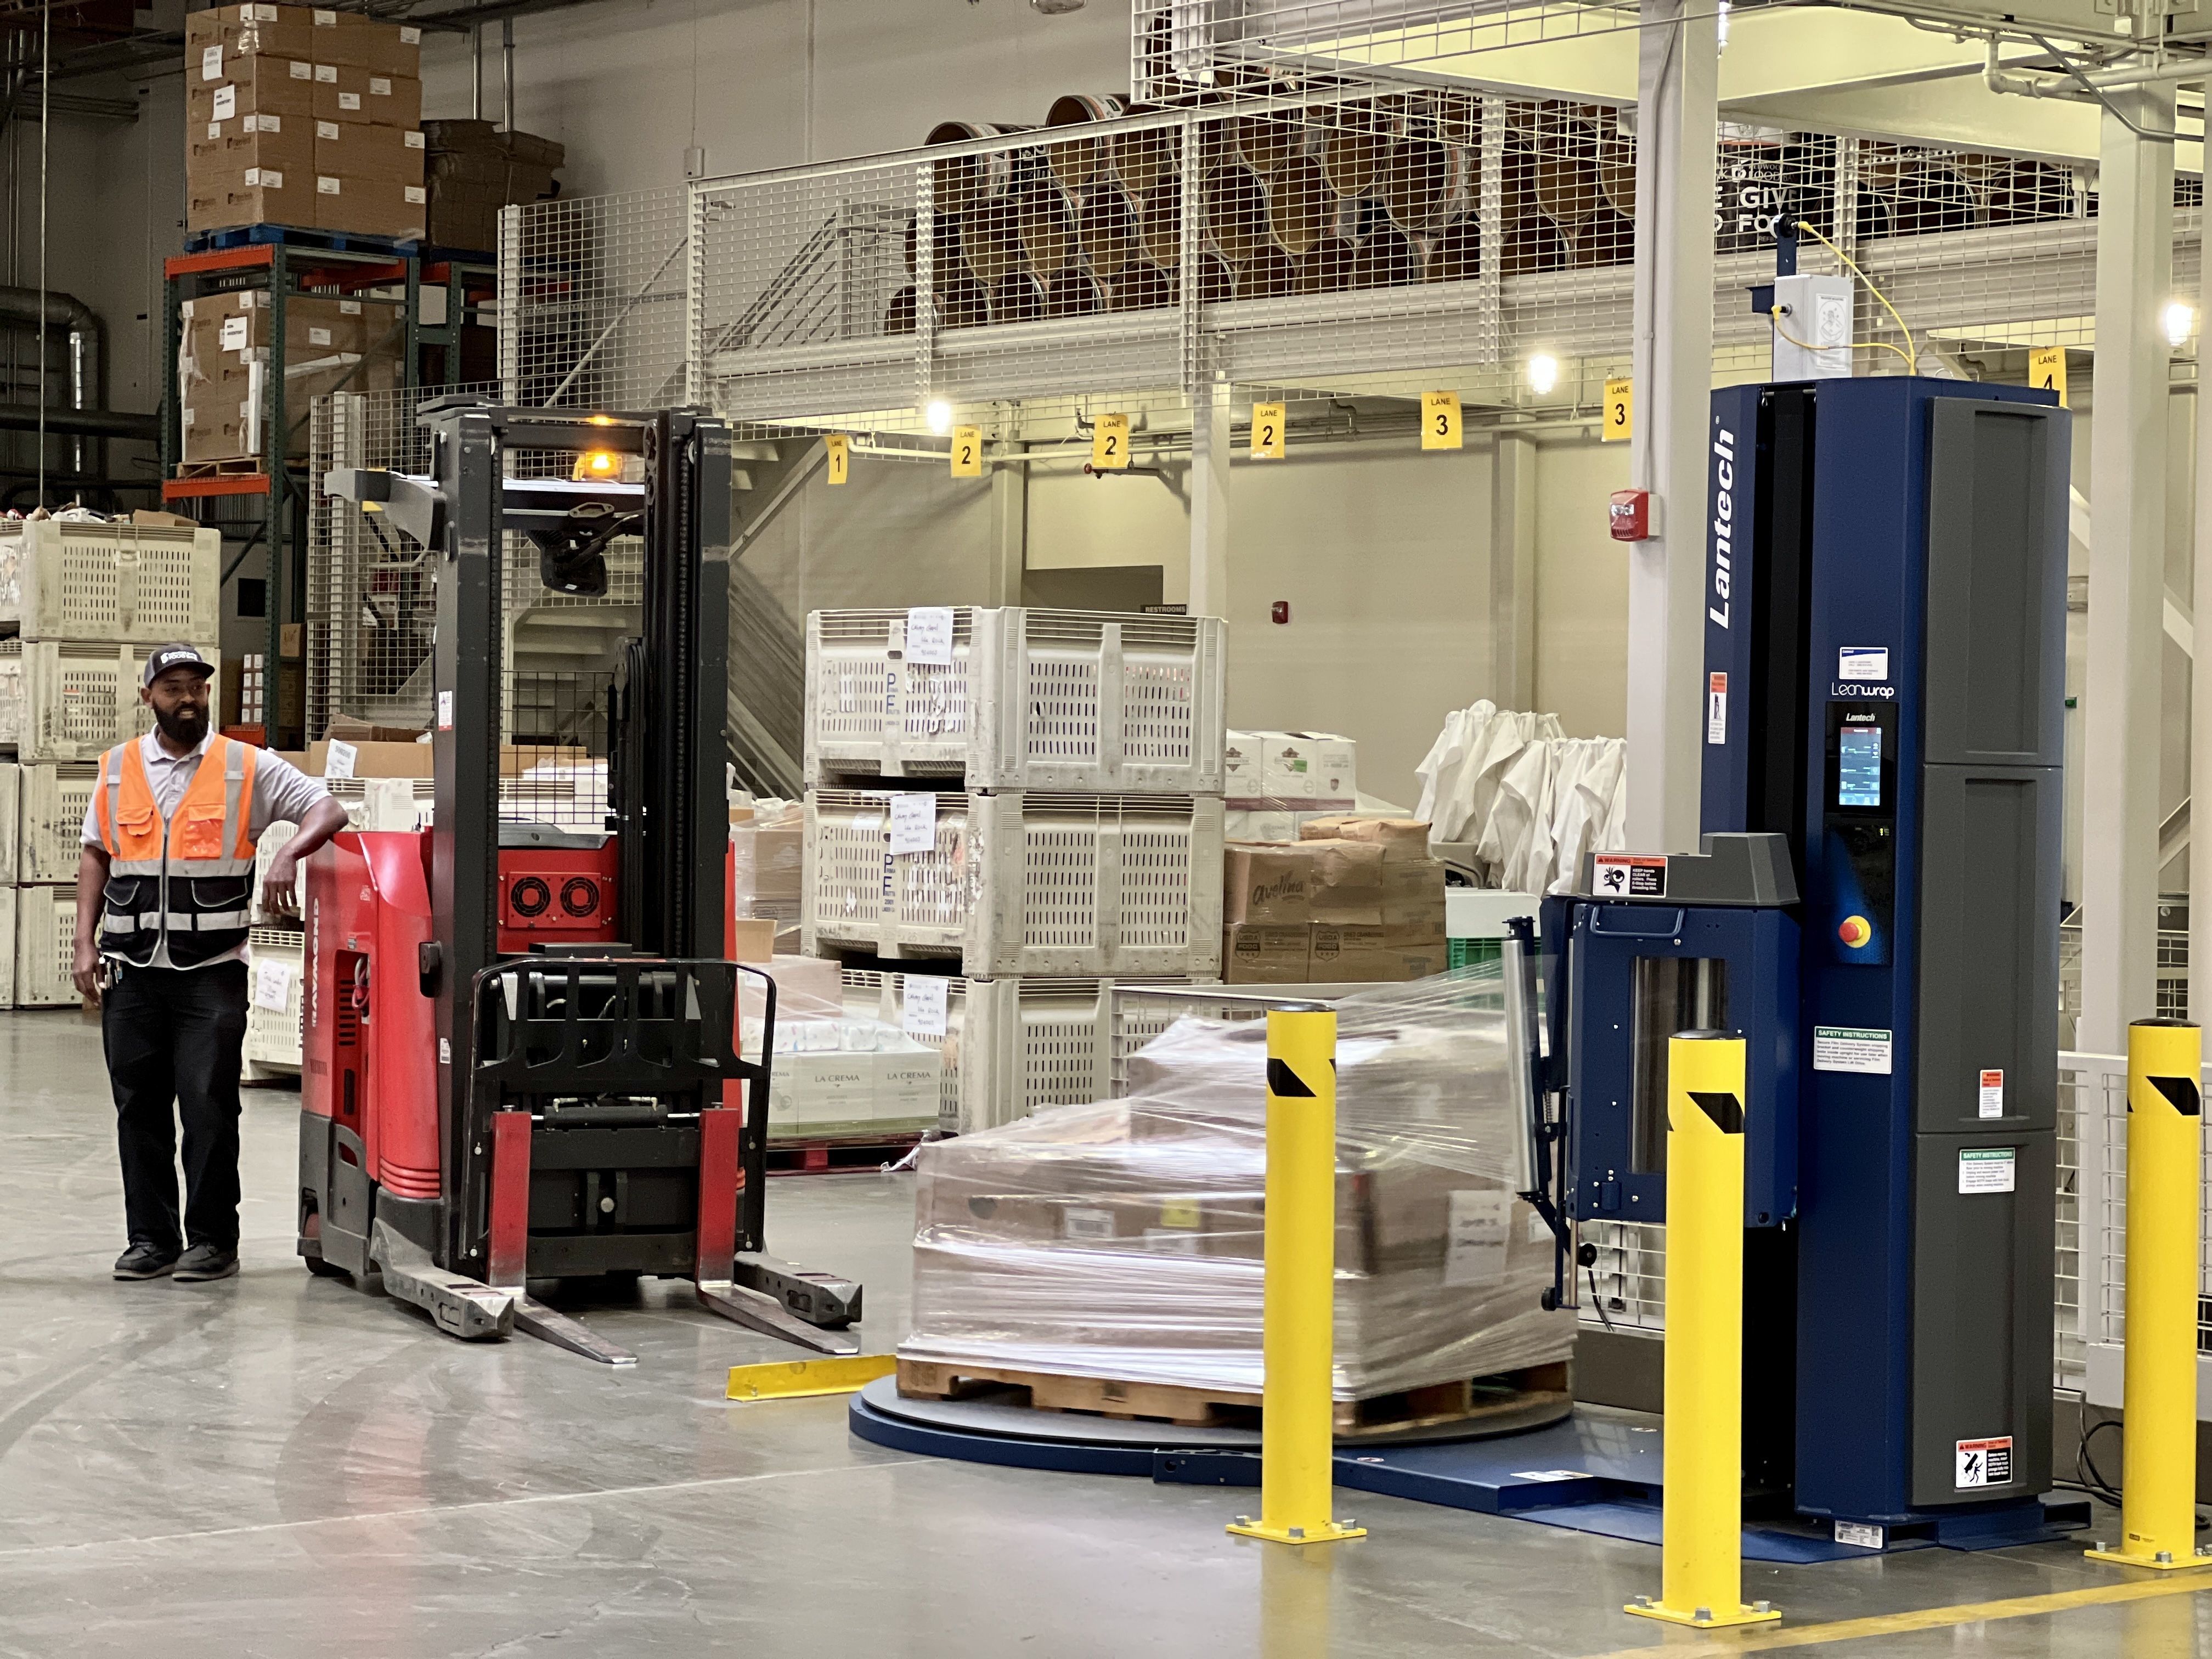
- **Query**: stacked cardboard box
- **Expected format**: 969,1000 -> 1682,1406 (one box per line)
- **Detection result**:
424,120 -> 566,253
1222,817 -> 1448,984
185,4 -> 426,239
177,288 -> 402,463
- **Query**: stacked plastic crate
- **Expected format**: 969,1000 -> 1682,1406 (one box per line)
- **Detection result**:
802,607 -> 1228,1138
0,519 -> 222,1008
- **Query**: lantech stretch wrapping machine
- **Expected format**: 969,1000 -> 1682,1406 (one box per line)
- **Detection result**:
1537,377 -> 2070,1548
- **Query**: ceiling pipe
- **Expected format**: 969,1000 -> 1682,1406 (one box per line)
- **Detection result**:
0,285 -> 106,481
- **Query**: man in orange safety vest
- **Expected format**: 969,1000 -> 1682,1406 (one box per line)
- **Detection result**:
76,645 -> 350,1284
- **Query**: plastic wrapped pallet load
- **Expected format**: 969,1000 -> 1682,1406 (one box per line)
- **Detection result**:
902,969 -> 1575,1399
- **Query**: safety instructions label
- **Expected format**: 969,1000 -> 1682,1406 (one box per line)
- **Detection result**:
1958,1148 -> 2017,1194
1706,672 -> 1728,746
1591,853 -> 1665,898
1813,1026 -> 1892,1074
1955,1436 -> 2013,1489
1978,1069 -> 2005,1119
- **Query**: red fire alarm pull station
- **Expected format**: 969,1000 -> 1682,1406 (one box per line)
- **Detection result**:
1609,488 -> 1655,542
1271,601 -> 1291,624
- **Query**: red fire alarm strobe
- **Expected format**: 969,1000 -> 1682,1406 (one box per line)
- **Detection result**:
1270,600 -> 1291,624
1609,488 -> 1655,541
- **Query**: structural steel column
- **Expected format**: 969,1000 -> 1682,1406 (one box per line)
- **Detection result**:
990,438 -> 1028,607
2083,89 -> 2175,1052
1492,431 -> 1538,708
1189,384 -> 1231,617
1624,0 -> 1718,853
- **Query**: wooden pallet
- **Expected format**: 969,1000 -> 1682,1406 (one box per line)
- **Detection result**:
758,1132 -> 927,1175
896,1357 -> 1571,1436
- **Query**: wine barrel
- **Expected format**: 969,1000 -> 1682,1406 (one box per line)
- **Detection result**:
926,120 -> 1032,217
1295,234 -> 1357,295
1568,206 -> 1634,268
1077,186 -> 1138,278
1110,120 -> 1178,198
1423,217 -> 1480,283
1596,139 -> 1635,220
1233,111 -> 1304,177
961,194 -> 1025,289
1205,163 -> 1268,266
1532,148 -> 1603,234
1045,92 -> 1129,191
904,212 -> 962,285
1179,250 -> 1235,306
1045,267 -> 1108,318
1263,153 -> 1332,257
1137,177 -> 1183,269
1234,245 -> 1299,299
1109,259 -> 1174,313
1019,181 -> 1081,278
884,285 -> 919,336
1319,108 -> 1391,197
1350,224 -> 1421,289
992,270 -> 1047,325
1501,213 -> 1568,275
1381,138 -> 1469,235
938,272 -> 990,329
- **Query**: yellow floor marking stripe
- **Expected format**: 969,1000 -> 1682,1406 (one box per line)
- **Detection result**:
1578,1573 -> 2212,1658
725,1353 -> 896,1402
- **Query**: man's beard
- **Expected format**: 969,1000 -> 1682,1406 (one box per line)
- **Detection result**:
154,703 -> 208,747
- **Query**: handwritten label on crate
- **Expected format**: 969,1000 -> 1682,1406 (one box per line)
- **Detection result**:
904,607 -> 955,666
888,792 -> 937,856
902,973 -> 949,1038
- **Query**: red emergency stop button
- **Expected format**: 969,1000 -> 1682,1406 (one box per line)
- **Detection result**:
1838,915 -> 1872,948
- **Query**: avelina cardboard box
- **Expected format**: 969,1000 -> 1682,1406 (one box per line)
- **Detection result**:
1309,924 -> 1449,983
1223,838 -> 1386,927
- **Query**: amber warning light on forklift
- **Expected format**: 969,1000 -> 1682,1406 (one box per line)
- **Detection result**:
574,449 -> 622,481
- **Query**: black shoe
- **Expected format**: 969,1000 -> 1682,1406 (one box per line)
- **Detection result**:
114,1243 -> 178,1280
174,1244 -> 239,1282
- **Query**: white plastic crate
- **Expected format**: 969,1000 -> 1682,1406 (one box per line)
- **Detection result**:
18,762 -> 97,883
14,883 -> 76,1007
837,970 -> 1205,1135
804,788 -> 1224,978
0,885 -> 16,1007
806,607 -> 1227,793
244,926 -> 306,1078
0,763 -> 18,882
252,775 -> 433,922
0,518 -> 221,644
0,641 -> 220,764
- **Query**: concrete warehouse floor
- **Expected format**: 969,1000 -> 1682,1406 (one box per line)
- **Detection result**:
0,1009 -> 2194,1658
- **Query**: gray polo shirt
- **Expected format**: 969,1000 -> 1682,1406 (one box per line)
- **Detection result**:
82,731 -> 334,968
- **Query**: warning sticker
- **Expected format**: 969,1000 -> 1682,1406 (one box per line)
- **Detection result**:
1813,1026 -> 1892,1075
1978,1069 -> 2005,1120
1591,853 -> 1666,898
1956,1436 -> 2013,1488
1958,1148 -> 2017,1194
1707,672 -> 1728,746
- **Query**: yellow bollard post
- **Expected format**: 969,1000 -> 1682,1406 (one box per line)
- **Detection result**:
1229,1006 -> 1367,1547
2086,1018 -> 2210,1572
1625,1030 -> 1780,1629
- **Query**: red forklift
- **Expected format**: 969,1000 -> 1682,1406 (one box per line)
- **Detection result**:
297,399 -> 860,1364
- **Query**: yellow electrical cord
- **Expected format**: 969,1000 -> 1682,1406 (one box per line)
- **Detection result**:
1769,308 -> 1917,372
1790,218 -> 1918,375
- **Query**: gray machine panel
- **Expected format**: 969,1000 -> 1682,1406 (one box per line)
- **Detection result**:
1908,1130 -> 2056,1510
1921,400 -> 2068,770
1914,767 -> 2060,1135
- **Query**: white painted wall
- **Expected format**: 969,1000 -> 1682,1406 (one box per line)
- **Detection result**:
417,0 -> 1135,194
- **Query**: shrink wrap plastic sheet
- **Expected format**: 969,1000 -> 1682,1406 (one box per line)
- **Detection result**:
903,969 -> 1575,1398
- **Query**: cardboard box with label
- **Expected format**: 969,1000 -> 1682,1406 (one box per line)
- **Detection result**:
186,5 -> 420,77
312,120 -> 425,185
1223,839 -> 1385,927
1222,923 -> 1311,984
313,172 -> 428,239
187,59 -> 317,128
1310,924 -> 1449,983
1224,729 -> 1359,806
314,68 -> 423,129
177,292 -> 399,461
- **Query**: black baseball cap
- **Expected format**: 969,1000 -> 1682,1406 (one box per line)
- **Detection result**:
144,644 -> 215,687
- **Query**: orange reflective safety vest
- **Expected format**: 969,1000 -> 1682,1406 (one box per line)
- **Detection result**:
92,733 -> 260,968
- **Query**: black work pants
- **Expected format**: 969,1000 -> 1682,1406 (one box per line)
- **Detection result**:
102,960 -> 249,1252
